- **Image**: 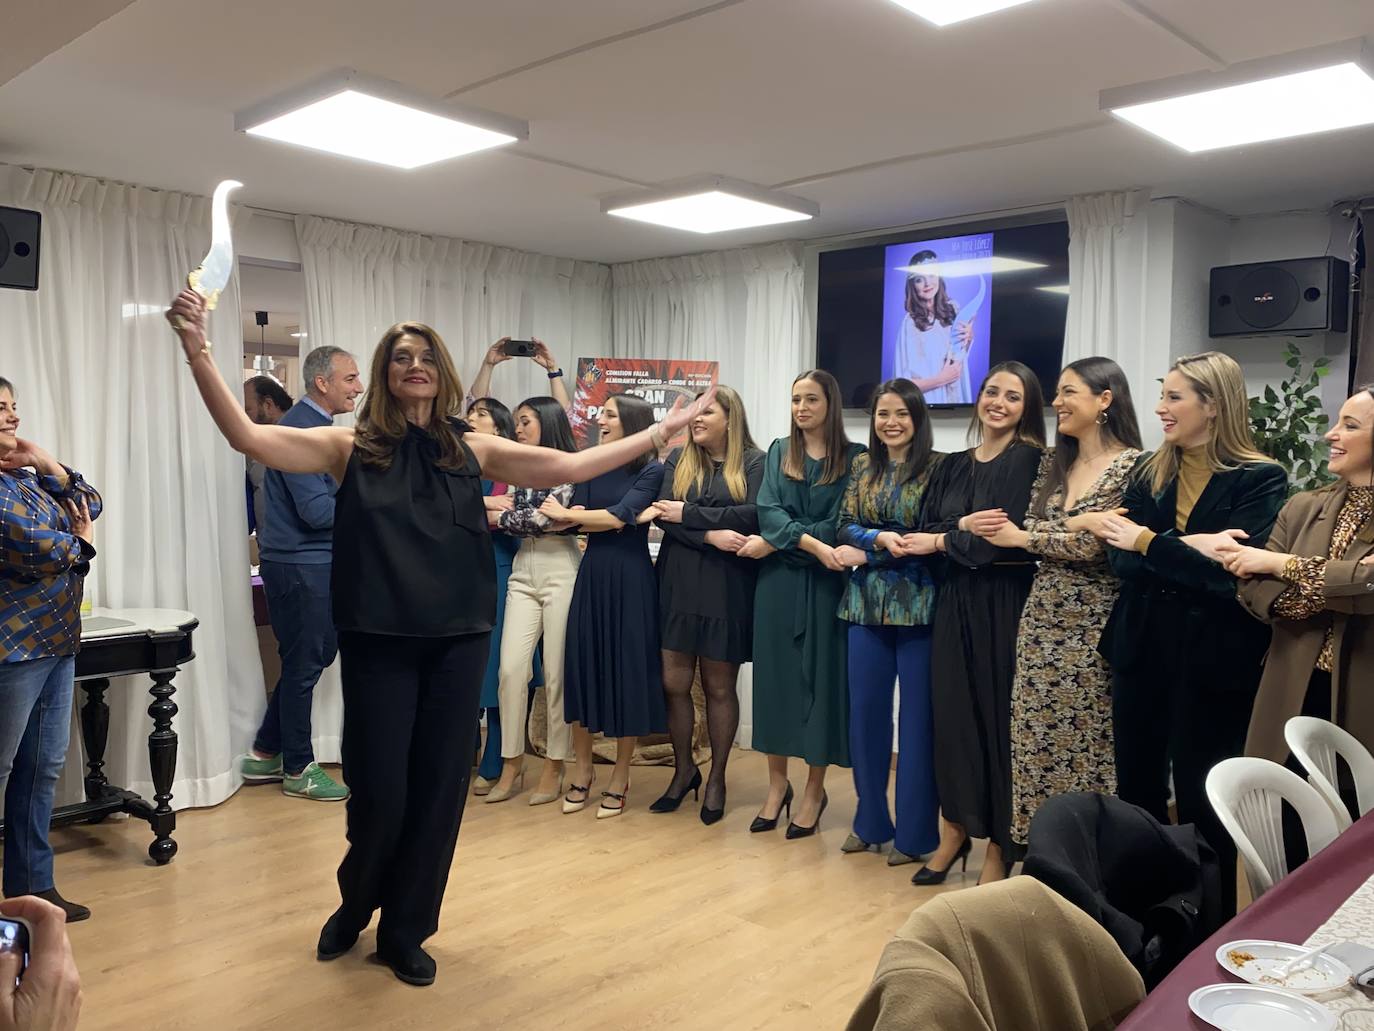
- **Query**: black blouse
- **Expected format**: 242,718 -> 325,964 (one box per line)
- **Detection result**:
332,420 -> 496,638
920,442 -> 1043,569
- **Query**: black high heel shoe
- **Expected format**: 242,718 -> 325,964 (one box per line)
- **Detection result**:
700,786 -> 726,826
911,837 -> 972,886
749,783 -> 794,833
785,791 -> 828,840
649,768 -> 702,814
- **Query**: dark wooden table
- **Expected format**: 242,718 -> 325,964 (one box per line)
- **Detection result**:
0,608 -> 198,865
1120,809 -> 1374,1028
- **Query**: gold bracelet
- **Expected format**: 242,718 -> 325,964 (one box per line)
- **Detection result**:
185,341 -> 213,367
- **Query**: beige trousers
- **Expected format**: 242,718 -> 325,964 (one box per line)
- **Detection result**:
499,535 -> 580,761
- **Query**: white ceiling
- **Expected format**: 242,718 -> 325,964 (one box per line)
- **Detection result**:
3,0 -> 1374,264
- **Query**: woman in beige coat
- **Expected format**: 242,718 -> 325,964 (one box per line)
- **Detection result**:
1219,385 -> 1374,765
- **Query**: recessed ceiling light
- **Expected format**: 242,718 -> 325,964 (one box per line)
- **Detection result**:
1036,284 -> 1071,295
290,332 -> 308,339
894,256 -> 1045,276
1102,38 -> 1374,153
235,69 -> 527,169
602,176 -> 818,234
887,0 -> 1038,27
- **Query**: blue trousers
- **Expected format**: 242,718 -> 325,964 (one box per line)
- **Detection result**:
257,560 -> 337,774
0,655 -> 75,896
847,624 -> 939,857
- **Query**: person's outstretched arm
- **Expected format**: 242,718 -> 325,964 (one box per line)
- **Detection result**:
168,291 -> 353,480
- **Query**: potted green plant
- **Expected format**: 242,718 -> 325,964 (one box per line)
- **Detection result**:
1248,342 -> 1335,495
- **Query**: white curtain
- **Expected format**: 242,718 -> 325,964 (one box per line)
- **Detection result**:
0,166 -> 264,810
294,215 -> 612,759
610,242 -> 811,746
1063,190 -> 1155,428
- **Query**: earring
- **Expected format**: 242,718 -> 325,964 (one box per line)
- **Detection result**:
1097,411 -> 1109,426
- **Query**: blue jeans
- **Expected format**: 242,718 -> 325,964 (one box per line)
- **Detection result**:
847,624 -> 939,857
0,656 -> 75,896
257,561 -> 337,775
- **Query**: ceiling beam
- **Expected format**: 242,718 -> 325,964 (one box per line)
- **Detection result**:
1101,0 -> 1228,70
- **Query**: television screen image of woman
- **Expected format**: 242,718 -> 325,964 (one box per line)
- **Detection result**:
882,233 -> 994,407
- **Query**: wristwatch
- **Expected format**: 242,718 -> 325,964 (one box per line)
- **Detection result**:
547,368 -> 564,379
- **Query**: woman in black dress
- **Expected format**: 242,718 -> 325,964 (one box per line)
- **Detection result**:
539,393 -> 666,819
645,385 -> 766,823
166,290 -> 710,986
915,362 -> 1045,885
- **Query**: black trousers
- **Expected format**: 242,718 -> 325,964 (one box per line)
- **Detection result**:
334,630 -> 489,948
1112,646 -> 1262,917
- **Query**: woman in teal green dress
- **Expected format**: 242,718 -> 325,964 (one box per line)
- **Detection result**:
742,369 -> 864,838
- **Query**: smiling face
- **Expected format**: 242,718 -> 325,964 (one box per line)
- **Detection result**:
1156,369 -> 1214,449
792,378 -> 827,432
1052,368 -> 1109,441
514,405 -> 541,447
978,371 -> 1027,438
596,397 -> 626,443
873,392 -> 914,456
1327,391 -> 1374,482
912,272 -> 940,303
690,399 -> 727,455
317,355 -> 364,414
385,334 -> 436,407
0,387 -> 17,457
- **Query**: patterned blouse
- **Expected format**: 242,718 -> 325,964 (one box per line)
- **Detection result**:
497,484 -> 575,538
836,451 -> 942,626
1273,485 -> 1374,672
1,466 -> 104,663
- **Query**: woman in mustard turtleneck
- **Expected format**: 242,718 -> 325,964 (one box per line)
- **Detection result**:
1090,351 -> 1286,915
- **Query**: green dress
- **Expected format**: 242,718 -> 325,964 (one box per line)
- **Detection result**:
751,437 -> 866,767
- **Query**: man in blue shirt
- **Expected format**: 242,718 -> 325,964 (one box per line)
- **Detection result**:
242,346 -> 362,801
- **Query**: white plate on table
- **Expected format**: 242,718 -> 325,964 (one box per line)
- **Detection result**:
1189,984 -> 1336,1030
1216,940 -> 1354,994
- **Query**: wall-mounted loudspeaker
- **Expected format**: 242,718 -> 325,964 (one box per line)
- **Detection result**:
0,206 -> 41,292
1209,256 -> 1349,337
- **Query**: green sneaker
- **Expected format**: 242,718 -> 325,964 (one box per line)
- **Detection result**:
240,752 -> 283,782
283,762 -> 349,802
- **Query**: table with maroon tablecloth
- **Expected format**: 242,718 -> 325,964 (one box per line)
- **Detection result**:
1120,809 -> 1374,1029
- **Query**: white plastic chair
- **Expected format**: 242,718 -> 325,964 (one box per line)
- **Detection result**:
1205,757 -> 1340,900
1285,716 -> 1374,831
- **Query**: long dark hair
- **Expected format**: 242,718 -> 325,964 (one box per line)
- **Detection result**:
467,396 -> 515,440
607,393 -> 657,473
784,369 -> 851,486
355,321 -> 467,471
966,361 -> 1047,449
865,379 -> 934,487
1033,356 -> 1143,517
515,396 -> 577,453
905,250 -> 957,332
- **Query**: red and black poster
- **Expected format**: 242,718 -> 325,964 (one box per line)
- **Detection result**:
569,357 -> 719,448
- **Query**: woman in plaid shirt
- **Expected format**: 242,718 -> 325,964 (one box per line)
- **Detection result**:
0,376 -> 102,923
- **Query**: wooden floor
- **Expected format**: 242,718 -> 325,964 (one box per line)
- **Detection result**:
53,749 -> 990,1030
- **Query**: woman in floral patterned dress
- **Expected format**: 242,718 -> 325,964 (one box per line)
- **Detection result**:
980,357 -> 1143,845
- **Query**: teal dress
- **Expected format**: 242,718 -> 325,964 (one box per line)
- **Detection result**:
751,438 -> 865,767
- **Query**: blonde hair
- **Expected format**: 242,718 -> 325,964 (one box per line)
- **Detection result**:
354,322 -> 468,471
1141,350 -> 1276,494
671,384 -> 758,502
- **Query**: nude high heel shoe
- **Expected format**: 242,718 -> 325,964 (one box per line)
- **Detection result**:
483,767 -> 525,804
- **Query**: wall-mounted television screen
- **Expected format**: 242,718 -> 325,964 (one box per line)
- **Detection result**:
816,218 -> 1070,410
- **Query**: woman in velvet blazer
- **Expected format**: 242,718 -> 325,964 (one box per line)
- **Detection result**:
1092,352 -> 1286,915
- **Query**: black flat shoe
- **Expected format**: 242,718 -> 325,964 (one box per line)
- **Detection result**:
375,943 -> 436,986
785,791 -> 828,840
911,838 -> 972,886
749,783 -> 793,833
317,909 -> 360,960
33,888 -> 89,924
649,768 -> 702,814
